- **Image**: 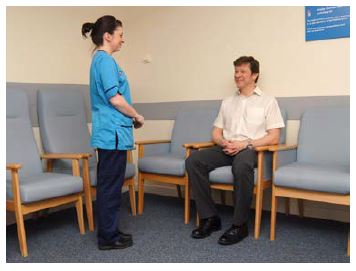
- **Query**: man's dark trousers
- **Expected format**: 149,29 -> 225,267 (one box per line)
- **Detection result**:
96,148 -> 127,245
185,146 -> 257,225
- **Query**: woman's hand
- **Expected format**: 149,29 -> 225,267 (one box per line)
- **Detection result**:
133,114 -> 144,129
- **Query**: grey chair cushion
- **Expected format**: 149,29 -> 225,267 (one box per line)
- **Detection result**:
274,162 -> 350,194
6,173 -> 83,203
7,90 -> 43,178
297,107 -> 350,166
138,154 -> 185,176
170,108 -> 219,158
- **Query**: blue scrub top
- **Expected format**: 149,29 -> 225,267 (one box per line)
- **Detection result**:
89,50 -> 134,150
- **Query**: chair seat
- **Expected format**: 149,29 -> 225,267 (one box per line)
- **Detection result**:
89,163 -> 136,186
138,153 -> 185,176
274,162 -> 350,194
209,166 -> 268,185
6,173 -> 83,203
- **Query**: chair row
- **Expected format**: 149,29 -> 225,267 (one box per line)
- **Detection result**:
6,89 -> 349,257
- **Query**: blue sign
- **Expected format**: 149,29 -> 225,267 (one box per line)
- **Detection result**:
305,6 -> 350,41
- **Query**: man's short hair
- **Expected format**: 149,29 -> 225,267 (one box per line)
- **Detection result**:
233,56 -> 260,83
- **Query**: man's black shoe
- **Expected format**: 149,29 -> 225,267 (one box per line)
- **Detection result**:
191,216 -> 222,239
218,223 -> 248,245
118,230 -> 132,242
98,238 -> 133,250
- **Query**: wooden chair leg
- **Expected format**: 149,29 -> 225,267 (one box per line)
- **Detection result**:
84,189 -> 94,232
254,187 -> 263,239
128,182 -> 137,216
220,190 -> 226,205
176,185 -> 183,199
138,172 -> 144,215
75,195 -> 85,234
14,205 -> 28,257
285,197 -> 290,215
298,199 -> 304,218
196,211 -> 200,227
184,183 -> 190,224
347,233 -> 350,256
270,186 -> 277,240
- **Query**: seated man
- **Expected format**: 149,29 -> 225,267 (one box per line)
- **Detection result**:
185,56 -> 285,245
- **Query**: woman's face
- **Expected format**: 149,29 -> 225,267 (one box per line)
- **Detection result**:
110,26 -> 125,52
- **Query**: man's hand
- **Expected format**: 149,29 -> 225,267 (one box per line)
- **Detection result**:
133,114 -> 144,129
223,140 -> 248,156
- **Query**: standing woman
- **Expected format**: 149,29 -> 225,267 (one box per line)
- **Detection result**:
82,15 -> 144,250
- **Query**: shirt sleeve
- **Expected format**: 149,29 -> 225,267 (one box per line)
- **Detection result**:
213,102 -> 224,128
265,98 -> 285,130
97,56 -> 120,101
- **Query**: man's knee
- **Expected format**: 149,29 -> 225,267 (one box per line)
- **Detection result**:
232,160 -> 254,177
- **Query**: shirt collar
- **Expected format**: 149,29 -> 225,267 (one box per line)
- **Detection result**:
237,86 -> 262,96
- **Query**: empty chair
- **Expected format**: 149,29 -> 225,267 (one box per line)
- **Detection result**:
37,89 -> 136,232
269,106 -> 350,255
136,108 -> 218,224
6,89 -> 85,257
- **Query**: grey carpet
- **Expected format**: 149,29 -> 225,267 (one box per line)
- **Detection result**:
6,192 -> 350,262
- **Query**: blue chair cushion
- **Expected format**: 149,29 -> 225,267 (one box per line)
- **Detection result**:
6,173 -> 83,203
138,154 -> 185,176
274,162 -> 350,194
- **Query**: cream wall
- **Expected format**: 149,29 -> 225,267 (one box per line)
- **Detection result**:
7,6 -> 349,100
7,6 -> 350,223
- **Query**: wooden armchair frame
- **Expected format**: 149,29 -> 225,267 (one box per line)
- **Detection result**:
46,151 -> 136,233
136,140 -> 193,224
189,141 -> 277,239
269,144 -> 350,256
6,153 -> 86,257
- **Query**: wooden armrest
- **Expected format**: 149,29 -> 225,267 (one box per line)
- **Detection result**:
268,144 -> 298,152
6,163 -> 22,171
184,141 -> 216,149
135,139 -> 171,145
41,153 -> 91,160
254,144 -> 279,152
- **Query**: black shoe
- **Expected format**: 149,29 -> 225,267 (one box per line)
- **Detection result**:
98,238 -> 133,250
118,230 -> 132,242
191,216 -> 222,239
218,223 -> 248,245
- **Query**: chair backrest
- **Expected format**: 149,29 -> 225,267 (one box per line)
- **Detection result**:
6,89 -> 43,177
297,106 -> 350,166
170,107 -> 219,157
37,90 -> 97,169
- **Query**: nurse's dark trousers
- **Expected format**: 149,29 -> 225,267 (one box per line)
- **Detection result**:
96,148 -> 127,245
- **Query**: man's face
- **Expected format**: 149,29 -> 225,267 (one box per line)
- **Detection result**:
234,63 -> 258,90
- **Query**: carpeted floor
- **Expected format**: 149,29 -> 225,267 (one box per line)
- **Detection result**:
6,192 -> 350,262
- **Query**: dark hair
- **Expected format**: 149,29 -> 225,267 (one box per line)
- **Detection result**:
82,15 -> 122,48
233,56 -> 260,83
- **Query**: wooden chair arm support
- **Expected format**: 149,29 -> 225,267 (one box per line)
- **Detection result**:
268,144 -> 298,152
254,145 -> 280,152
6,163 -> 22,171
183,141 -> 216,149
41,153 -> 91,160
135,139 -> 171,145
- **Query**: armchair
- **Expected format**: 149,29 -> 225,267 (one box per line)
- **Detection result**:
37,90 -> 136,232
6,90 -> 85,257
136,108 -> 218,224
269,107 -> 350,255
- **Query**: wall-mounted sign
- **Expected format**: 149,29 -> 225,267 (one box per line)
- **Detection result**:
305,6 -> 350,41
